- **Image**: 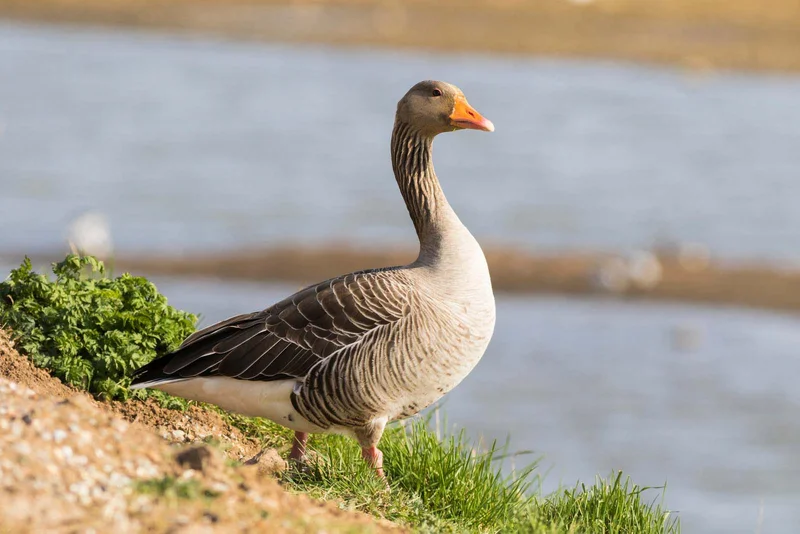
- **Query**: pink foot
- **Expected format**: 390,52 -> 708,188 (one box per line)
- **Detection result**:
361,446 -> 385,478
290,431 -> 308,463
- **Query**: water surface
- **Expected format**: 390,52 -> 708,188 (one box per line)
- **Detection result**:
2,23 -> 800,261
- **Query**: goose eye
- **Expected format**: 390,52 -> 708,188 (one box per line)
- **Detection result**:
432,89 -> 442,97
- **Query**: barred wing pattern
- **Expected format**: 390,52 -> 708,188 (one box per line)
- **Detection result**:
131,269 -> 414,390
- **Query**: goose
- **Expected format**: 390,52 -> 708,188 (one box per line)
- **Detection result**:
130,80 -> 496,477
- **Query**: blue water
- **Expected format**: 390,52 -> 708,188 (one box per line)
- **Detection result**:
2,22 -> 800,261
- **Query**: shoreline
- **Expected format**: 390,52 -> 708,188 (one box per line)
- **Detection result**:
118,247 -> 800,315
0,0 -> 799,74
7,246 -> 800,315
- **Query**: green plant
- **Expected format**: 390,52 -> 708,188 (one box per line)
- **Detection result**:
0,255 -> 197,400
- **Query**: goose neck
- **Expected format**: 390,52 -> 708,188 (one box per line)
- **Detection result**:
390,120 -> 459,259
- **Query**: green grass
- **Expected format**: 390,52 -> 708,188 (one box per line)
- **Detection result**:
134,476 -> 220,501
533,472 -> 676,533
2,254 -> 680,533
216,409 -> 678,533
216,409 -> 294,450
274,415 -> 678,534
285,417 -> 532,533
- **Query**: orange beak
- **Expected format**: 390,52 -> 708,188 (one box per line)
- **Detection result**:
449,96 -> 495,132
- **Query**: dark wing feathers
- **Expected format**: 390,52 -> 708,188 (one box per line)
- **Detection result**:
178,354 -> 226,376
131,270 -> 410,386
178,312 -> 262,347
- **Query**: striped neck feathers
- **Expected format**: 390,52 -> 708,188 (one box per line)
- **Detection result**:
390,119 -> 457,255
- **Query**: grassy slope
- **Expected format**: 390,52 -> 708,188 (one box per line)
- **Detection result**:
225,413 -> 678,533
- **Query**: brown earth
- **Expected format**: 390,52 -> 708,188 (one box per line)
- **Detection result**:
9,244 -> 800,315
0,0 -> 798,73
108,245 -> 800,315
0,329 -> 402,533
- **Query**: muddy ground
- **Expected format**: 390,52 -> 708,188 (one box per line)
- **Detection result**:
7,244 -> 800,314
0,329 -> 401,533
0,0 -> 798,73
114,246 -> 800,314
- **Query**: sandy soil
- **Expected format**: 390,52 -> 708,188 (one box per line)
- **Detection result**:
0,0 -> 798,73
0,329 -> 401,533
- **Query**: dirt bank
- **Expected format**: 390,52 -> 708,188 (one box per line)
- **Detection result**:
0,329 -> 400,533
0,0 -> 798,73
7,245 -> 800,315
106,245 -> 800,314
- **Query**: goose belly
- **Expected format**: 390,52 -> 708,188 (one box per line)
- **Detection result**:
153,377 -> 327,434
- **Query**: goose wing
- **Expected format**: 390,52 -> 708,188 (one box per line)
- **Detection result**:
130,269 -> 413,386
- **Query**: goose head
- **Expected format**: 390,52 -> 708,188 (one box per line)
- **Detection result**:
396,80 -> 494,136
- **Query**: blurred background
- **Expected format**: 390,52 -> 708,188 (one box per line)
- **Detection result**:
2,1 -> 800,532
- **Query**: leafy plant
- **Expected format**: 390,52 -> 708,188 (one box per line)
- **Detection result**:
0,254 -> 197,400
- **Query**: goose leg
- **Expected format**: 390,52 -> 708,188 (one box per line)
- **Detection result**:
361,446 -> 385,478
355,417 -> 388,479
289,431 -> 309,463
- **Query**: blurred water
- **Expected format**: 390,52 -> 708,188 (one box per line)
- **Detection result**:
138,275 -> 799,534
1,23 -> 800,260
2,22 -> 800,534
